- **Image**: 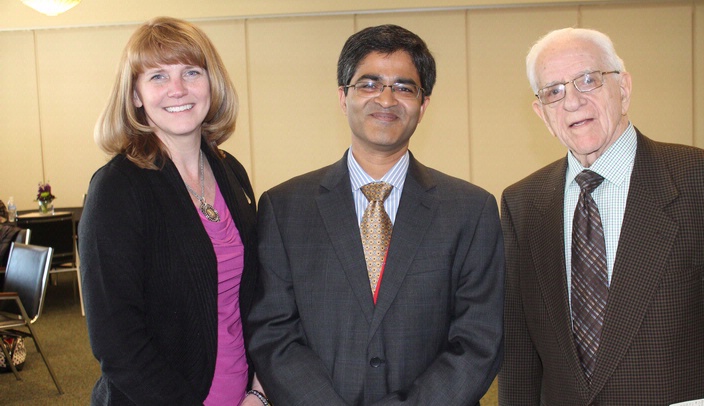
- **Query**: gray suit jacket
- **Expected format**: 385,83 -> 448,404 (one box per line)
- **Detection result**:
247,151 -> 504,405
499,130 -> 704,405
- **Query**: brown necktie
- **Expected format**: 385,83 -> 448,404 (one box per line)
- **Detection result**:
360,182 -> 393,296
571,170 -> 609,382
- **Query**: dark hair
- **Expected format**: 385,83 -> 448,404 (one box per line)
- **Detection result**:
337,24 -> 436,97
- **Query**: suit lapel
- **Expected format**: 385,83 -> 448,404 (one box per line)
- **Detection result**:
317,153 -> 375,324
588,132 -> 679,398
530,159 -> 592,394
369,156 -> 438,340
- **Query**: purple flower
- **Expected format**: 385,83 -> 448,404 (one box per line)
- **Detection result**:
36,182 -> 56,203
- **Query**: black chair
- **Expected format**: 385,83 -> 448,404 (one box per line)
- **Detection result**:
15,228 -> 30,244
1,224 -> 24,268
0,243 -> 63,394
15,212 -> 84,315
0,226 -> 30,290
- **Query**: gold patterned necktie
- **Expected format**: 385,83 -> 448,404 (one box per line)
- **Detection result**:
360,182 -> 394,298
571,170 -> 609,383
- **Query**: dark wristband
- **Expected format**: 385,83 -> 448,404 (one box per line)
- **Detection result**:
247,389 -> 271,406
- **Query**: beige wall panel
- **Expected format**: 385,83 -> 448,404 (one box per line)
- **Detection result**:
3,2 -> 702,212
34,26 -> 135,208
0,31 -> 44,210
581,3 -> 693,145
198,20 -> 253,174
356,11 -> 471,183
695,3 -> 704,148
1,0 -> 608,31
468,7 -> 578,201
246,16 -> 353,195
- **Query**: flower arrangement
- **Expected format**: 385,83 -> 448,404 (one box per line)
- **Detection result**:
36,182 -> 56,203
35,182 -> 56,214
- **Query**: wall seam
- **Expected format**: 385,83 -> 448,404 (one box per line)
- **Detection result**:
243,19 -> 257,196
32,30 -> 47,183
692,1 -> 697,146
465,10 -> 473,183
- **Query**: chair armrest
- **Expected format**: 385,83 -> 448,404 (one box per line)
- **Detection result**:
0,292 -> 19,299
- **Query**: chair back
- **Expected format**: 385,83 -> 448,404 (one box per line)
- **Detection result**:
16,228 -> 30,244
3,243 -> 54,323
1,223 -> 22,267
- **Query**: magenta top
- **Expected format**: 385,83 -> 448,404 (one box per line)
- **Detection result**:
202,184 -> 248,405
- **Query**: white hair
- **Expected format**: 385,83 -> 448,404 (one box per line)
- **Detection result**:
526,27 -> 626,94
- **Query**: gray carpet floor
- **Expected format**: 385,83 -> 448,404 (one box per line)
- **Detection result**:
0,275 -> 498,406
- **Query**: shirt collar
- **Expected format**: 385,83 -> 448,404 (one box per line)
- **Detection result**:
347,147 -> 409,191
566,122 -> 637,187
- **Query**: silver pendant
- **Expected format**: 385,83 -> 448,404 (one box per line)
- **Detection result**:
200,202 -> 220,222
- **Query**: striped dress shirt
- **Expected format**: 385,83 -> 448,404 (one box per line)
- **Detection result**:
564,123 -> 637,303
347,148 -> 409,226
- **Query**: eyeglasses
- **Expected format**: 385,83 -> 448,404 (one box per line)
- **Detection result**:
344,80 -> 424,100
536,70 -> 620,105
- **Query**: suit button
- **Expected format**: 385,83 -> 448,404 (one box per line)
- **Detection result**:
369,357 -> 384,368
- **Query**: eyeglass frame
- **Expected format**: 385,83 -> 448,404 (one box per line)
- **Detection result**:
535,70 -> 621,105
342,80 -> 425,100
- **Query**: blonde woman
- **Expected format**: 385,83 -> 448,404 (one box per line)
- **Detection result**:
80,17 -> 267,406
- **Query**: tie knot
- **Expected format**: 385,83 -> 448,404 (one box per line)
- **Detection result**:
361,182 -> 393,203
575,170 -> 604,194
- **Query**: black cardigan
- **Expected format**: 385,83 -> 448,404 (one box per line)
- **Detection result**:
79,145 -> 257,405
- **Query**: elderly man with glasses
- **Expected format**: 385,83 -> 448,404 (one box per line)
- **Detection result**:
499,27 -> 704,406
246,24 -> 504,405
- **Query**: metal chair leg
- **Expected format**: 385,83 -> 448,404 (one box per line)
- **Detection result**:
24,323 -> 64,394
76,265 -> 85,316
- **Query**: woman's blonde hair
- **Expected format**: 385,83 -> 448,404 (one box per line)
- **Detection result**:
94,16 -> 238,169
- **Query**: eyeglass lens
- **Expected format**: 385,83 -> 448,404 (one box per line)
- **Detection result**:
538,71 -> 605,105
352,81 -> 421,99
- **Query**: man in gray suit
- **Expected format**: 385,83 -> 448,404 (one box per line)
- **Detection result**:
247,24 -> 504,405
499,28 -> 704,405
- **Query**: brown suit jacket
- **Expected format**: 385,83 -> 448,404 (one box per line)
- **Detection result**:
499,130 -> 704,405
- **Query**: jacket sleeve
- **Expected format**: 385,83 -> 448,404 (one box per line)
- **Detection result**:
79,165 -> 203,405
498,192 -> 543,405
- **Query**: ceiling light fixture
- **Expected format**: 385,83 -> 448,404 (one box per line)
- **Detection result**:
21,0 -> 81,16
